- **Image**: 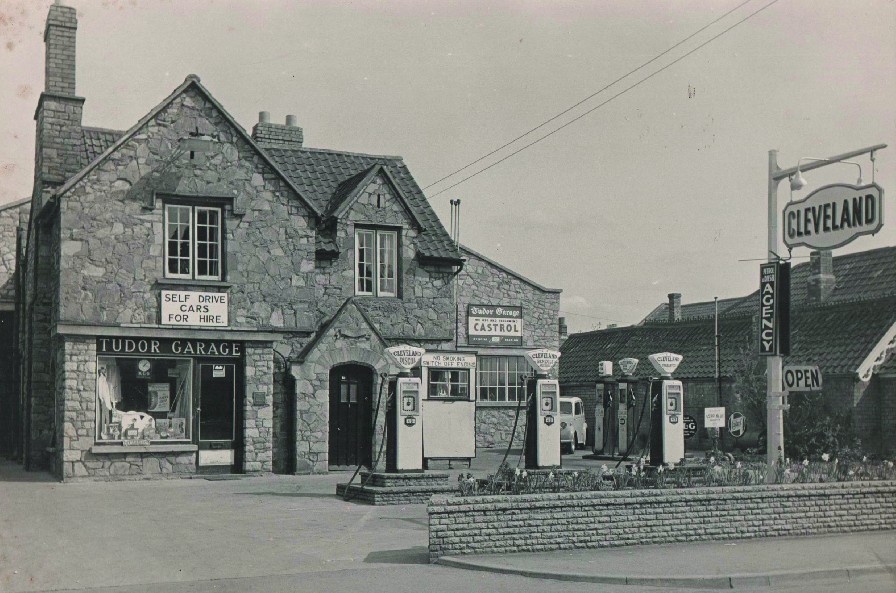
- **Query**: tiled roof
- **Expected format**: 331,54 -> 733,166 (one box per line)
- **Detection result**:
645,246 -> 896,322
560,295 -> 896,382
82,127 -> 124,163
642,295 -> 749,323
266,147 -> 461,263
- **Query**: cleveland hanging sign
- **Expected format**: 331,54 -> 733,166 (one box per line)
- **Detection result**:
783,183 -> 884,250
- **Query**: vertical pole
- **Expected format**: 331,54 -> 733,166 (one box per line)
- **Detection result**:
766,150 -> 785,478
714,296 -> 721,452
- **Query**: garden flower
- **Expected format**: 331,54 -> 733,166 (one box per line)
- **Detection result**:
862,456 -> 868,463
657,465 -> 664,473
709,456 -> 716,465
848,470 -> 855,476
515,467 -> 521,477
548,472 -> 554,480
821,453 -> 830,462
667,463 -> 675,470
736,462 -> 742,469
573,472 -> 579,478
802,459 -> 809,467
601,464 -> 609,474
522,471 -> 528,479
887,461 -> 894,469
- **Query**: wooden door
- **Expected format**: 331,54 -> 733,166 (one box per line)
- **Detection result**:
329,364 -> 373,467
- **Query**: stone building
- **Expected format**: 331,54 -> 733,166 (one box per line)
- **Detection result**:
560,247 -> 896,457
5,3 -> 561,480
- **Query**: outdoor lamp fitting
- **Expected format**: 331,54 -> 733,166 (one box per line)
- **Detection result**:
790,169 -> 807,191
791,157 -> 864,191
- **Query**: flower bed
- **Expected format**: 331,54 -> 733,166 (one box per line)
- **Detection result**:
428,479 -> 896,560
455,456 -> 896,497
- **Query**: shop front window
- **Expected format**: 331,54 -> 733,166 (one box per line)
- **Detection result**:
96,357 -> 192,442
477,356 -> 527,402
428,368 -> 469,399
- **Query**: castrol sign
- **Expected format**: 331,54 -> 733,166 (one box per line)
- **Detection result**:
783,183 -> 883,250
525,349 -> 561,373
386,346 -> 425,371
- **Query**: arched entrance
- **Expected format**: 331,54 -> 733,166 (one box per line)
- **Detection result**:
329,364 -> 373,467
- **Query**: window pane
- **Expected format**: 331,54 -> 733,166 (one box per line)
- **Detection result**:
194,207 -> 221,280
165,205 -> 191,278
378,231 -> 397,296
478,356 -> 527,402
356,230 -> 374,294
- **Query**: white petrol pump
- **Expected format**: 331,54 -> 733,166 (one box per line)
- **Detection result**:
647,352 -> 685,466
385,346 -> 425,472
524,349 -> 562,469
616,357 -> 639,456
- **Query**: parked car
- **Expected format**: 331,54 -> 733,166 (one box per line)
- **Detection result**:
559,396 -> 587,454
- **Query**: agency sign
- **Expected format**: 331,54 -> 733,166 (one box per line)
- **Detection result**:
758,262 -> 790,356
783,183 -> 884,250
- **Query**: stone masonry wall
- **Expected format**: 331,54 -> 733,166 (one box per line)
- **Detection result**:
0,200 -> 29,303
57,86 -> 317,332
244,342 -> 274,473
475,407 -> 526,449
456,247 -> 560,350
428,481 -> 896,560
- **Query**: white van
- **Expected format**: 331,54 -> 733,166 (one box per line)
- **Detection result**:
559,396 -> 587,454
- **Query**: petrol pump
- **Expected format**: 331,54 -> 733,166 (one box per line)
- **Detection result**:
385,346 -> 425,472
616,357 -> 639,456
592,362 -> 613,456
647,352 -> 685,466
523,349 -> 562,469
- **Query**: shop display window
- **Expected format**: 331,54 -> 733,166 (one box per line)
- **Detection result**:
96,357 -> 192,443
427,368 -> 469,399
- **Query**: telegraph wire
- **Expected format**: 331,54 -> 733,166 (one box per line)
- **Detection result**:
428,0 -> 781,199
422,0 -> 756,191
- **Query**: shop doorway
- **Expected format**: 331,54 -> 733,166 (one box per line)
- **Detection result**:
329,364 -> 373,468
195,362 -> 242,473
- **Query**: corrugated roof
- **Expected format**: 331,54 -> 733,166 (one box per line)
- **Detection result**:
561,295 -> 896,383
266,147 -> 461,262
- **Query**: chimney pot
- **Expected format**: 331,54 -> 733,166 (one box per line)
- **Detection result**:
258,111 -> 270,124
285,114 -> 298,127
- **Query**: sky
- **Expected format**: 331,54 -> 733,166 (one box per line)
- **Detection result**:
1,0 -> 894,334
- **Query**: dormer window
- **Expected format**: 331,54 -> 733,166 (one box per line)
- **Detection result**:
355,228 -> 397,296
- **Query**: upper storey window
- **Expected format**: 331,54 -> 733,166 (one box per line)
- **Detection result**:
355,228 -> 397,296
165,204 -> 222,281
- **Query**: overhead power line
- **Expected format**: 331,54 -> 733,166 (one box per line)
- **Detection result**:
427,0 -> 780,199
423,0 -> 755,192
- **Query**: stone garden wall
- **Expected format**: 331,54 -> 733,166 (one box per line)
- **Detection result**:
428,481 -> 896,560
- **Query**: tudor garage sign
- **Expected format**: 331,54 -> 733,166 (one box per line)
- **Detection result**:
783,183 -> 884,250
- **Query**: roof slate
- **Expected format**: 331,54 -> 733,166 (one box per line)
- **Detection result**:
82,127 -> 123,163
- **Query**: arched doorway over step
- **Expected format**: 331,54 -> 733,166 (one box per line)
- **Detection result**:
329,363 -> 374,468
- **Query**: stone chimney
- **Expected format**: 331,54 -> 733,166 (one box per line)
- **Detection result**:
668,293 -> 681,323
807,250 -> 835,304
558,317 -> 568,344
252,112 -> 304,148
34,1 -> 85,201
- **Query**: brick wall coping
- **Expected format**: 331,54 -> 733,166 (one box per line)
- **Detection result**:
430,480 -> 896,510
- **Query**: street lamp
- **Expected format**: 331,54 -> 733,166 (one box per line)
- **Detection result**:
765,143 -> 885,477
790,157 -> 864,191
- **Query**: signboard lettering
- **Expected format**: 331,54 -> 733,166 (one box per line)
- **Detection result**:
704,407 -> 726,429
421,353 -> 477,369
758,262 -> 790,356
467,305 -> 523,346
525,348 -> 561,373
161,291 -> 228,327
783,365 -> 823,392
683,415 -> 697,439
618,358 -> 639,376
784,183 -> 884,250
647,352 -> 683,376
386,345 -> 425,370
97,338 -> 242,358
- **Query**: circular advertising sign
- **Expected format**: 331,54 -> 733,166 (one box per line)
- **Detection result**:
728,412 -> 746,438
683,415 -> 697,439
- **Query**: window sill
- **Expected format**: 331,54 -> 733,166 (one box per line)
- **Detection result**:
476,401 -> 527,409
154,279 -> 232,289
90,444 -> 198,454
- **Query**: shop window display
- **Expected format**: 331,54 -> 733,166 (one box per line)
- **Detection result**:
96,357 -> 192,443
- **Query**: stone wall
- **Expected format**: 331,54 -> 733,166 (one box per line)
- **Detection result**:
475,406 -> 526,449
244,342 -> 274,473
0,200 -> 28,303
456,246 -> 560,350
428,481 -> 896,560
57,86 -> 317,331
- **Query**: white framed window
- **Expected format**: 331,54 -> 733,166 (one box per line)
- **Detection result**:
355,228 -> 397,296
427,368 -> 470,399
477,356 -> 528,402
165,204 -> 222,280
